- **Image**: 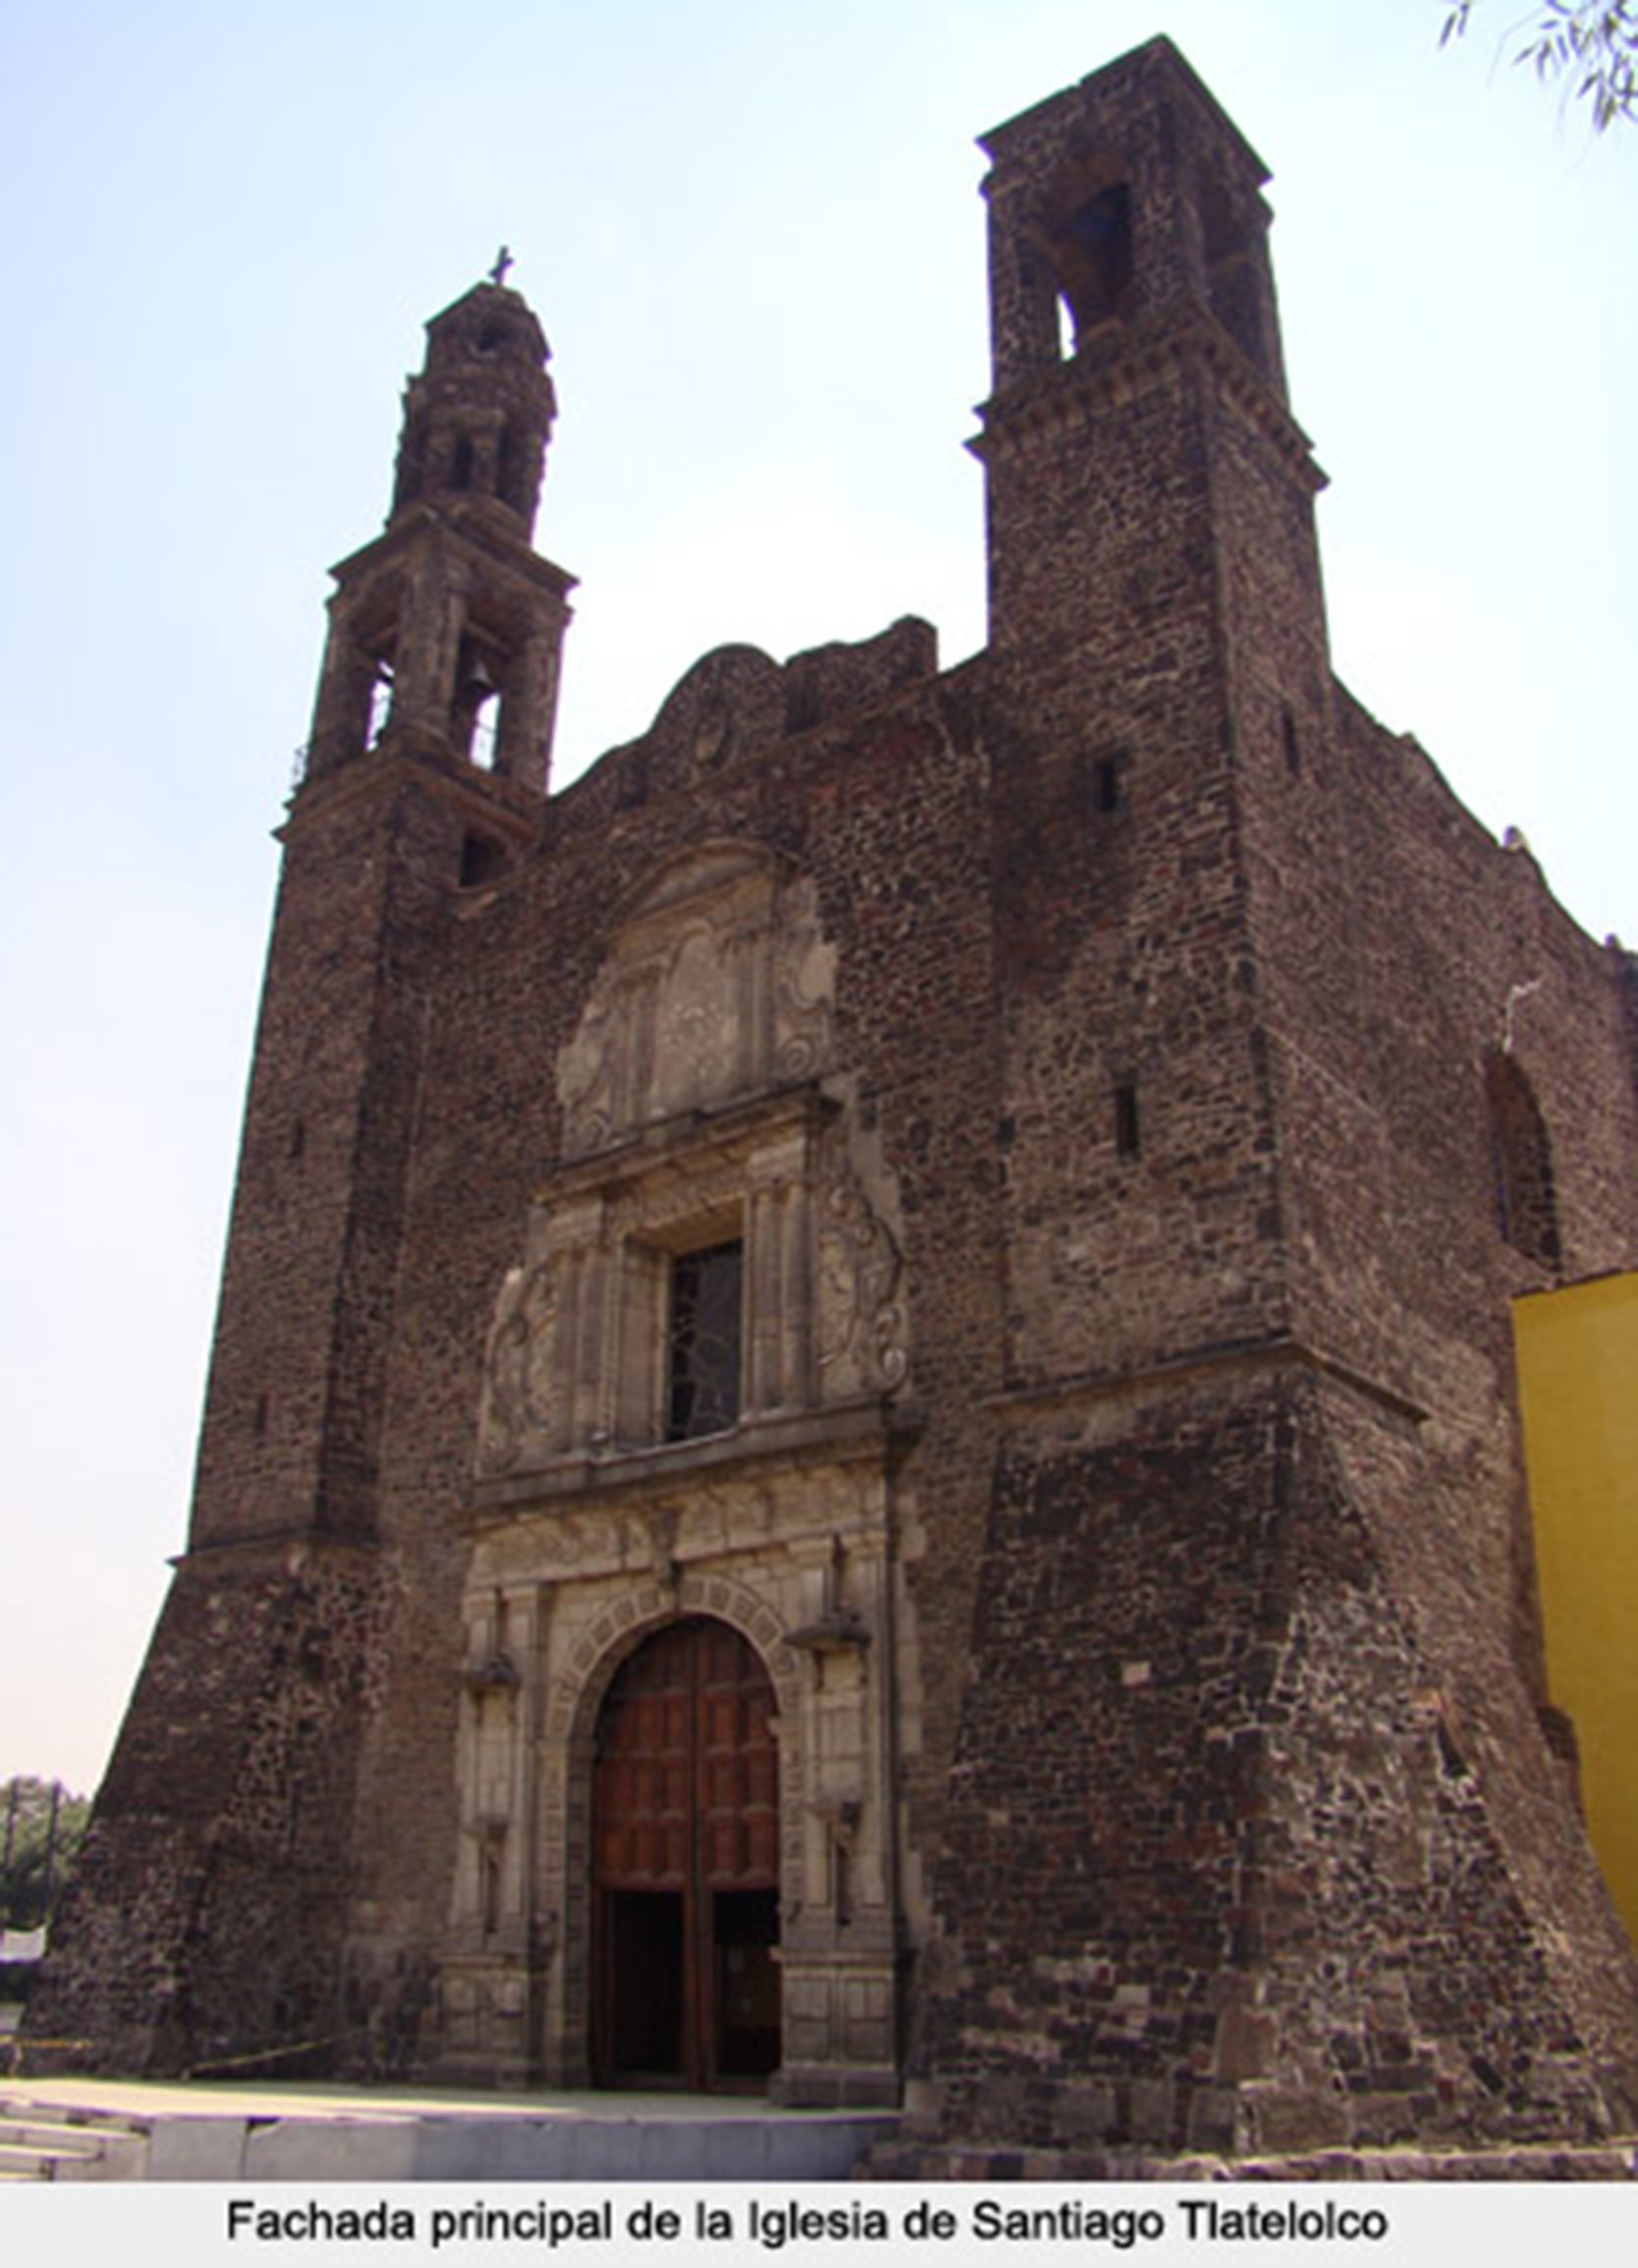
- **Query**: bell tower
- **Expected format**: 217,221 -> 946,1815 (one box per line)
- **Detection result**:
306,275 -> 575,793
189,271 -> 576,1564
974,35 -> 1304,675
975,36 -> 1339,1406
908,43 -> 1638,2167
28,274 -> 578,2075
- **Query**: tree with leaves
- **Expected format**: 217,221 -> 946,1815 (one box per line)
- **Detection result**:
1442,3 -> 1638,132
0,1778 -> 90,1933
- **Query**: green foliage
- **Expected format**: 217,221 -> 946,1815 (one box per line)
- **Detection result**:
0,1778 -> 90,1932
1441,3 -> 1638,132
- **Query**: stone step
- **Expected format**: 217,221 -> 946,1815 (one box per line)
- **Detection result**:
0,2085 -> 897,2182
0,2137 -> 102,2181
0,2118 -> 126,2146
0,2105 -> 150,2181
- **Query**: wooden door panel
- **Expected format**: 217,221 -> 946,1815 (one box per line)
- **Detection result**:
593,1617 -> 779,2086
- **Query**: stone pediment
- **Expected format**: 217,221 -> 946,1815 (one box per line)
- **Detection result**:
605,839 -> 782,930
644,645 -> 785,780
556,842 -> 836,1160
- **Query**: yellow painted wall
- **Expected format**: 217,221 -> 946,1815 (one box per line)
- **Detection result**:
1512,1273 -> 1638,1948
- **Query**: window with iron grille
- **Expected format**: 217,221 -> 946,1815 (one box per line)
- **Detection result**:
665,1241 -> 744,1442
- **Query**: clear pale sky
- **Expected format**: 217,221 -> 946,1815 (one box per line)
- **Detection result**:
2,1 -> 1634,1797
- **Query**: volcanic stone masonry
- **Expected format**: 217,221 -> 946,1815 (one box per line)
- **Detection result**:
30,36 -> 1638,2174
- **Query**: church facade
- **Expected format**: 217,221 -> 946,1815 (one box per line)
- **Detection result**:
34,40 -> 1638,2165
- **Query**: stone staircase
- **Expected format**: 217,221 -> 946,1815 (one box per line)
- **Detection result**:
0,2082 -> 898,2181
0,2096 -> 149,2181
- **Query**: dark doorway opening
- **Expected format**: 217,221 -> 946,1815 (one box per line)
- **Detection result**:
713,1886 -> 780,2078
605,1890 -> 685,2076
592,1617 -> 780,2090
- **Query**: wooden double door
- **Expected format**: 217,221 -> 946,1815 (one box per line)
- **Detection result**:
591,1616 -> 780,2088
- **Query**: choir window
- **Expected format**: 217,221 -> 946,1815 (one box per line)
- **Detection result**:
665,1240 -> 744,1442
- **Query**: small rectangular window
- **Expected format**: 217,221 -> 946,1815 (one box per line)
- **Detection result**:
1114,1084 -> 1140,1159
1094,755 -> 1123,814
459,832 -> 506,887
666,1241 -> 744,1442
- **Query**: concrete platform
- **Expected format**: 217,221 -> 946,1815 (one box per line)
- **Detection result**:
0,2076 -> 899,2183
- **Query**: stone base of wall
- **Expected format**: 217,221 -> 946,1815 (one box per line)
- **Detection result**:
27,1542 -> 386,2083
860,2138 -> 1638,2182
772,2062 -> 902,2110
905,1372 -> 1638,2160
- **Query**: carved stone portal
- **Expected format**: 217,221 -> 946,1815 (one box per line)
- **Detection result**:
453,843 -> 914,2105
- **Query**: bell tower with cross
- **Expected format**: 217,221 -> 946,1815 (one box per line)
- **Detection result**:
24,269 -> 582,2070
184,266 -> 580,1573
305,264 -> 575,793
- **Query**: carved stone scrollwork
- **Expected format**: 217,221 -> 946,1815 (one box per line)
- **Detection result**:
772,878 -> 836,1083
477,1258 -> 557,1475
640,1505 -> 681,1599
651,925 -> 739,1117
555,849 -> 837,1161
816,1170 -> 908,1398
477,852 -> 910,1484
557,1002 -> 621,1160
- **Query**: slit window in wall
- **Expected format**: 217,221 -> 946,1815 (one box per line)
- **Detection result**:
289,1117 -> 307,1162
1094,753 -> 1125,815
1114,1083 -> 1141,1160
1281,707 -> 1302,778
451,431 -> 476,490
666,1240 -> 744,1443
253,1392 -> 270,1440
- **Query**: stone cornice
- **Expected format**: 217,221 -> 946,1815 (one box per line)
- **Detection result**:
171,1527 -> 381,1572
971,312 -> 1326,496
988,1332 -> 1428,1427
327,499 -> 577,601
468,1394 -> 924,1523
279,737 -> 544,845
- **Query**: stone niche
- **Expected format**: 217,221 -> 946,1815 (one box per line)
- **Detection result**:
441,842 -> 916,2105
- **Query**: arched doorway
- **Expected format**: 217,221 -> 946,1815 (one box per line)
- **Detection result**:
591,1616 -> 780,2088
